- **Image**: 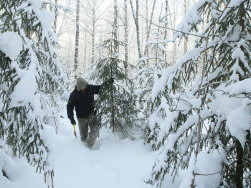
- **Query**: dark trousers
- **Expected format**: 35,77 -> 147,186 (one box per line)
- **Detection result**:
77,115 -> 99,147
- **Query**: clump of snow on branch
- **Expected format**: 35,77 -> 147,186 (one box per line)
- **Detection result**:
0,32 -> 22,60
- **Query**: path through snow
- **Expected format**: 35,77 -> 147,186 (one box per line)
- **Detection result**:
1,121 -> 157,188
53,126 -> 155,188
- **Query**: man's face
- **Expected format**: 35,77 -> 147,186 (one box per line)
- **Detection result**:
82,86 -> 86,90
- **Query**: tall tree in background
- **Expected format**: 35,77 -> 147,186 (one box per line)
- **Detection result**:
183,0 -> 188,54
169,0 -> 178,64
143,0 -> 157,57
74,0 -> 80,79
145,0 -> 149,55
123,0 -> 129,66
129,0 -> 142,59
91,0 -> 97,64
81,0 -> 106,67
87,0 -> 138,138
148,0 -> 251,187
161,0 -> 169,63
114,0 -> 118,54
54,0 -> 58,31
0,0 -> 67,186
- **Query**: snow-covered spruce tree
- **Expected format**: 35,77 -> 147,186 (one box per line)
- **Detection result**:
0,0 -> 67,185
87,0 -> 138,138
89,38 -> 138,138
136,30 -> 168,145
148,0 -> 251,187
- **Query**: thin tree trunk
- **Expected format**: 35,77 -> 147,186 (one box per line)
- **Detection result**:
110,0 -> 119,132
74,0 -> 80,79
54,0 -> 58,32
129,0 -> 142,59
234,4 -> 245,188
114,0 -> 118,54
124,0 -> 129,68
235,140 -> 243,188
172,40 -> 177,64
183,0 -> 188,54
190,26 -> 210,186
169,0 -> 177,65
110,55 -> 115,132
135,0 -> 141,59
145,0 -> 148,56
91,0 -> 96,64
84,30 -> 87,69
191,111 -> 202,188
164,0 -> 168,64
144,0 -> 157,56
49,0 -> 53,11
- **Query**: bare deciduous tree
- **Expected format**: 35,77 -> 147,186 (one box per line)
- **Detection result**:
129,0 -> 142,59
124,0 -> 129,66
144,0 -> 157,57
74,0 -> 80,79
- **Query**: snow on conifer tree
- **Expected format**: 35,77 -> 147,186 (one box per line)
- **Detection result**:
86,0 -> 138,138
136,30 -> 168,144
148,0 -> 251,187
89,38 -> 138,138
0,0 -> 67,185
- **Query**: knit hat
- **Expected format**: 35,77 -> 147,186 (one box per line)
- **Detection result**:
76,77 -> 89,91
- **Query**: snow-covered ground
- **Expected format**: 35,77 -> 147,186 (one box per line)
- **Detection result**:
52,127 -> 155,188
2,117 -> 178,188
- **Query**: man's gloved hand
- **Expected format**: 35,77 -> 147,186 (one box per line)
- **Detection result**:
103,78 -> 114,87
71,119 -> 76,125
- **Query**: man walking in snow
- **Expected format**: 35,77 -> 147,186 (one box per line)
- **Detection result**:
67,77 -> 113,148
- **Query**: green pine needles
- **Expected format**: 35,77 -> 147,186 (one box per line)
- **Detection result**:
148,0 -> 251,187
89,38 -> 138,139
0,0 -> 67,186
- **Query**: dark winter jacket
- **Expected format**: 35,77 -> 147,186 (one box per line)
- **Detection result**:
67,85 -> 101,122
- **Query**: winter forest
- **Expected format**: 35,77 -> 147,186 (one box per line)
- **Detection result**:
0,0 -> 250,187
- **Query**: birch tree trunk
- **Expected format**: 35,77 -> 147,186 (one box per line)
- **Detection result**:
144,0 -> 149,57
183,0 -> 188,54
129,0 -> 142,59
144,0 -> 157,56
124,0 -> 129,67
91,0 -> 97,64
74,0 -> 80,79
54,0 -> 58,32
114,0 -> 118,54
164,0 -> 168,63
171,0 -> 177,65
